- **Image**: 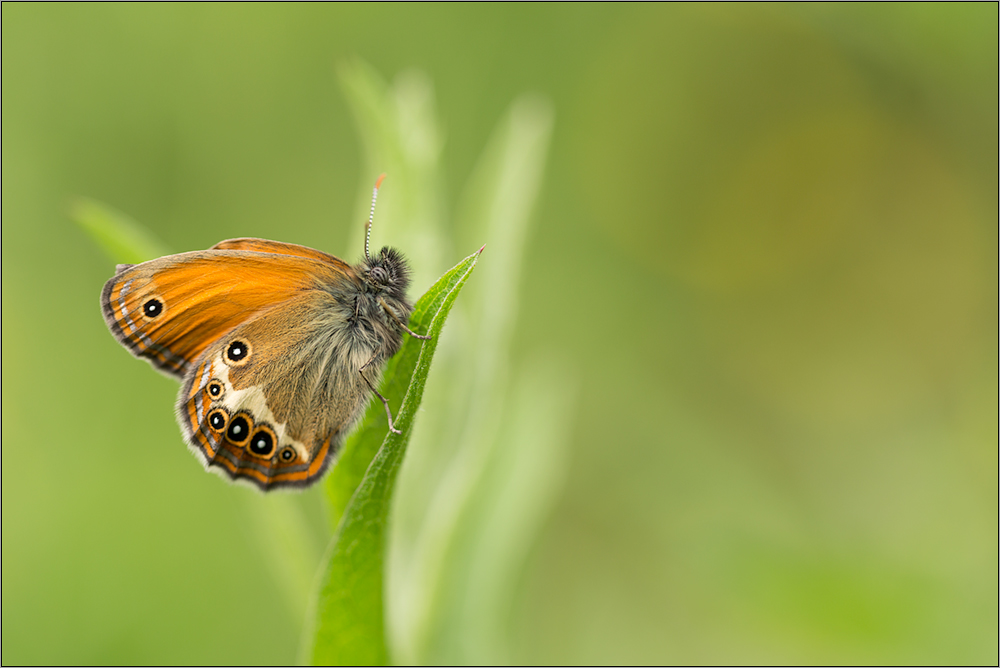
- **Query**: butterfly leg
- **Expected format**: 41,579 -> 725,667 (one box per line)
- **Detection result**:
359,367 -> 402,435
359,347 -> 379,373
379,297 -> 431,340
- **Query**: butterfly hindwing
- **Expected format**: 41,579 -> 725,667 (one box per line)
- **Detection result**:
176,290 -> 380,490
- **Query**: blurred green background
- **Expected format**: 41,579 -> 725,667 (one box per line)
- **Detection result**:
2,4 -> 997,665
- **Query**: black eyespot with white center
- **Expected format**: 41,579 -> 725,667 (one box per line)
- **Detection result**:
226,416 -> 250,444
279,447 -> 297,463
249,430 -> 274,457
207,381 -> 223,398
225,339 -> 251,365
208,409 -> 228,431
143,298 -> 163,318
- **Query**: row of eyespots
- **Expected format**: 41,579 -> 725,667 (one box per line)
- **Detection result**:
205,405 -> 297,463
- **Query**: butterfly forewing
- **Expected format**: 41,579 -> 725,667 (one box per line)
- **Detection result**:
101,245 -> 351,377
211,237 -> 352,266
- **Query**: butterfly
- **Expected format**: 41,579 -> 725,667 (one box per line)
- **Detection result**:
100,175 -> 429,491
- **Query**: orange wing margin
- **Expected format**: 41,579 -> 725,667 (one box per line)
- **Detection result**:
211,238 -> 352,267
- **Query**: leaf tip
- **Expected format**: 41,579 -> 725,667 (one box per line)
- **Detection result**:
67,197 -> 87,219
68,197 -> 101,228
477,243 -> 487,255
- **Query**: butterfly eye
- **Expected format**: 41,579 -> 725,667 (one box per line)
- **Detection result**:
226,415 -> 251,444
142,298 -> 163,318
224,339 -> 251,365
278,447 -> 297,463
207,408 -> 229,431
370,266 -> 388,285
249,427 -> 275,457
207,381 -> 224,398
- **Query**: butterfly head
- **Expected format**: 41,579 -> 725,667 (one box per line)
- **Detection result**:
363,246 -> 411,301
360,175 -> 411,300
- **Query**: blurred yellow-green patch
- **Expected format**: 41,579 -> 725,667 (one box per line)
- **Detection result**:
2,4 -> 996,665
70,198 -> 168,265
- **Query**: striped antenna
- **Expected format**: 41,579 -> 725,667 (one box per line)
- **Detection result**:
365,173 -> 386,261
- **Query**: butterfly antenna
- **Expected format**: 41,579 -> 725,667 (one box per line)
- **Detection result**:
365,173 -> 386,262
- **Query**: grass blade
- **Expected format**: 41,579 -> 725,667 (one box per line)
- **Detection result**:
386,94 -> 557,664
70,198 -> 167,264
308,248 -> 482,665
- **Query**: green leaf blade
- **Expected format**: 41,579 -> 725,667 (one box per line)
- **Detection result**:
308,249 -> 481,666
70,198 -> 168,265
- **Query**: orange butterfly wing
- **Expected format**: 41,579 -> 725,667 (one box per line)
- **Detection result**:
101,239 -> 353,378
102,238 -> 377,490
